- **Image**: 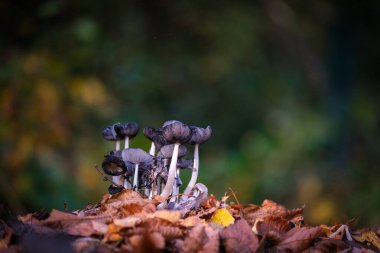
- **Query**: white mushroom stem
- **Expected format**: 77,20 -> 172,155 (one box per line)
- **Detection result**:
183,143 -> 199,196
123,176 -> 132,189
149,142 -> 155,156
160,143 -> 179,198
112,142 -> 122,186
133,163 -> 139,191
124,137 -> 129,149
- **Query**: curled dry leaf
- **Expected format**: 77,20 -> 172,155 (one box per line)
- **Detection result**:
220,219 -> 259,253
272,226 -> 325,252
180,223 -> 219,253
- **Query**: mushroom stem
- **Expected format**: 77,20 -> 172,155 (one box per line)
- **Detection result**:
149,142 -> 155,156
133,163 -> 139,191
160,143 -> 179,198
123,176 -> 132,189
183,143 -> 199,196
124,136 -> 129,149
113,141 -> 122,185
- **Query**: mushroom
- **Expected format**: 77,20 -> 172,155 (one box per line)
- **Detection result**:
102,123 -> 124,151
143,127 -> 169,156
167,183 -> 208,211
157,144 -> 188,201
121,148 -> 153,191
160,120 -> 192,198
115,122 -> 139,149
183,126 -> 212,197
101,150 -> 127,177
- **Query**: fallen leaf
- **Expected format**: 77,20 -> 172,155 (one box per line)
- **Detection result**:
210,208 -> 235,227
113,215 -> 143,228
272,227 -> 325,252
147,210 -> 183,223
353,230 -> 380,250
220,219 -> 259,253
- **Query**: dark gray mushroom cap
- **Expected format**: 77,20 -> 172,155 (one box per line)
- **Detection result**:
121,148 -> 153,167
108,185 -> 124,195
143,127 -> 169,150
102,123 -> 124,141
102,150 -> 127,176
188,126 -> 212,145
158,144 -> 188,159
162,120 -> 192,144
115,122 -> 139,138
177,158 -> 193,169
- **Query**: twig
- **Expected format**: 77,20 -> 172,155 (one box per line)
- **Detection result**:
94,164 -> 121,188
229,187 -> 244,219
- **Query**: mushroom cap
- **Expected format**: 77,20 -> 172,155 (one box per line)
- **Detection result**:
108,185 -> 124,195
143,127 -> 169,150
121,148 -> 153,166
102,150 -> 127,176
188,126 -> 212,145
177,158 -> 193,169
115,122 -> 139,138
162,120 -> 192,144
102,123 -> 124,141
157,144 -> 188,159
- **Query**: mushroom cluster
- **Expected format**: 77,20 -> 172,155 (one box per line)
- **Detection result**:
100,120 -> 212,209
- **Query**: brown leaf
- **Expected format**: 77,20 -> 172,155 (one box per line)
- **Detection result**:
147,210 -> 183,223
237,200 -> 304,228
253,215 -> 291,235
145,218 -> 184,239
129,231 -> 165,253
180,223 -> 219,253
272,226 -> 324,252
0,220 -> 13,250
64,220 -> 108,236
353,230 -> 380,250
179,216 -> 203,228
310,238 -> 349,252
220,219 -> 259,253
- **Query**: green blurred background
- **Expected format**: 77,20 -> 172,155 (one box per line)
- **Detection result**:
1,0 -> 379,227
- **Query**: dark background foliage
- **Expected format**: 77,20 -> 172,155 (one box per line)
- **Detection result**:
1,0 -> 379,226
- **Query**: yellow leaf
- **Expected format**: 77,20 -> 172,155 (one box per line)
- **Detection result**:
210,208 -> 235,227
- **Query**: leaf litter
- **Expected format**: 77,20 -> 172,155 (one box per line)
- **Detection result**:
1,189 -> 379,253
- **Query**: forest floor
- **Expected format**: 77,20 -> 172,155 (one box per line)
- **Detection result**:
0,189 -> 379,253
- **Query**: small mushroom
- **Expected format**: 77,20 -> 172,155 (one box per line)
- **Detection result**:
183,126 -> 212,197
158,144 -> 188,201
108,185 -> 124,195
160,120 -> 192,198
102,123 -> 124,151
115,122 -> 139,149
121,148 -> 153,191
101,150 -> 127,176
143,127 -> 169,156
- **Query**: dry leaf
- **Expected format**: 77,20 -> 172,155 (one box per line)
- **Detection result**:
147,210 -> 183,223
353,230 -> 380,250
65,220 -> 108,236
129,231 -> 165,253
113,215 -> 143,228
221,219 -> 259,253
209,208 -> 235,227
309,238 -> 348,252
179,216 -> 203,227
273,227 -> 324,252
